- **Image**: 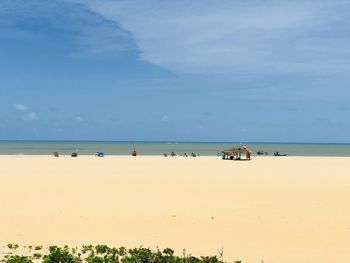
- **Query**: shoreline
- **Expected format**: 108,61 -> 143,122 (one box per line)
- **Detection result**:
0,154 -> 349,158
1,141 -> 350,157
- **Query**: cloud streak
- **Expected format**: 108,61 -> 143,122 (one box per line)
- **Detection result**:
13,104 -> 37,121
0,0 -> 138,57
13,104 -> 28,111
161,115 -> 169,122
27,112 -> 37,120
67,0 -> 350,76
6,0 -> 350,77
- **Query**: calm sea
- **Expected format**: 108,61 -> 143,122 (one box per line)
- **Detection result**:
0,141 -> 349,156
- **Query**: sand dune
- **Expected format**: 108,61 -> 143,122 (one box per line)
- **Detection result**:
0,155 -> 350,262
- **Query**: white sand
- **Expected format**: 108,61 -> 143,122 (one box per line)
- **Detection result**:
0,155 -> 350,262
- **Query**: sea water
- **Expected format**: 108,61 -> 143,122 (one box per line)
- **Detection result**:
0,141 -> 350,156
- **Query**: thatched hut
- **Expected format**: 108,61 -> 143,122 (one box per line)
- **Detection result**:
221,145 -> 252,160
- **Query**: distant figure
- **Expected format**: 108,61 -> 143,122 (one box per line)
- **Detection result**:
183,153 -> 188,157
257,150 -> 264,155
171,152 -> 176,157
132,149 -> 137,156
191,152 -> 196,157
246,152 -> 251,160
71,152 -> 78,157
53,152 -> 59,157
163,153 -> 168,157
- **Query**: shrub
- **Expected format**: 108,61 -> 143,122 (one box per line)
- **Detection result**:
32,254 -> 42,259
82,245 -> 94,254
95,245 -> 111,254
7,244 -> 19,250
200,256 -> 222,263
6,256 -> 32,263
42,246 -> 76,263
117,247 -> 127,257
2,245 -> 239,263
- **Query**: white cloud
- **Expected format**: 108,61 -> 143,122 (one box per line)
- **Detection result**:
13,104 -> 28,111
13,103 -> 37,120
28,112 -> 37,120
21,112 -> 38,121
161,115 -> 169,122
6,0 -> 350,78
67,0 -> 350,76
75,116 -> 83,121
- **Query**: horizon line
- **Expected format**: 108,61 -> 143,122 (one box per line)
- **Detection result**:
0,140 -> 349,145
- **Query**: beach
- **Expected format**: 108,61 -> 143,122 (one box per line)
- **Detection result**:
1,155 -> 350,262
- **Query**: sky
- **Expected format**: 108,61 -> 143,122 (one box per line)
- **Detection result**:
0,0 -> 349,142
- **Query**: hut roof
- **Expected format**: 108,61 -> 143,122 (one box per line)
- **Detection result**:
222,145 -> 252,154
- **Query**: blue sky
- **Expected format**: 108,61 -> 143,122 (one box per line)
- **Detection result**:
0,0 -> 349,142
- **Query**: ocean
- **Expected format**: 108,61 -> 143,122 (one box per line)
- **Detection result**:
0,141 -> 349,156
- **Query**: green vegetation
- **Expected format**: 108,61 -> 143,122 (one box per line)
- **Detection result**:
7,245 -> 18,250
32,253 -> 42,259
1,245 -> 241,263
42,246 -> 76,263
6,256 -> 32,263
94,245 -> 111,255
85,246 -> 227,263
82,245 -> 94,254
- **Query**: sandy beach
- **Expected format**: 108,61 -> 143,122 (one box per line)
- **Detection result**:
0,155 -> 350,262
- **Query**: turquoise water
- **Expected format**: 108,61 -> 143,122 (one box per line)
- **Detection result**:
0,141 -> 350,156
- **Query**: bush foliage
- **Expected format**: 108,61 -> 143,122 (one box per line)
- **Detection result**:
6,256 -> 32,263
4,245 -> 241,263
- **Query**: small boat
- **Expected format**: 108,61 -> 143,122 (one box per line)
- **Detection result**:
274,151 -> 287,156
71,152 -> 78,157
95,152 -> 105,157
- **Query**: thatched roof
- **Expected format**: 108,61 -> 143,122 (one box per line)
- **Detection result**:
222,145 -> 252,154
